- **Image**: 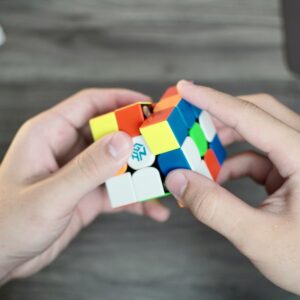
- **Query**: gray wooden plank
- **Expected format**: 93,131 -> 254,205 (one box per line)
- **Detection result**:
0,0 -> 290,83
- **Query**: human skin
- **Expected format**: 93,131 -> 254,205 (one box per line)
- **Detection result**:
166,80 -> 300,295
0,88 -> 170,284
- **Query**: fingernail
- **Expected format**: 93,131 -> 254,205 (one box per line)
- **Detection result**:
166,171 -> 188,199
179,79 -> 194,86
177,200 -> 185,208
108,132 -> 132,159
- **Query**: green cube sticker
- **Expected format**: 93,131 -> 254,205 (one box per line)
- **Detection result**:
189,122 -> 208,157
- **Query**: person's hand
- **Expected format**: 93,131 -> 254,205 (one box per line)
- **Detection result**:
0,88 -> 170,283
166,80 -> 300,295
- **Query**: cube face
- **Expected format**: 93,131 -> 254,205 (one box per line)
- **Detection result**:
89,86 -> 226,208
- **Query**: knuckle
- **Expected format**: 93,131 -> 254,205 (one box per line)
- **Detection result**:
77,88 -> 102,99
230,100 -> 259,131
255,93 -> 278,108
201,86 -> 216,95
238,100 -> 262,123
20,116 -> 41,136
257,93 -> 276,103
240,99 -> 258,113
239,93 -> 276,108
244,150 -> 260,160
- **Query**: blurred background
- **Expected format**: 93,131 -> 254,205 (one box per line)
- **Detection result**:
0,0 -> 299,299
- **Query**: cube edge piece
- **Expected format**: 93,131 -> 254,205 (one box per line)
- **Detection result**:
132,167 -> 165,202
89,111 -> 118,141
204,149 -> 221,181
199,110 -> 216,142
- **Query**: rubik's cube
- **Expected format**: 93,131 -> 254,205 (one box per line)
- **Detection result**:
89,86 -> 226,208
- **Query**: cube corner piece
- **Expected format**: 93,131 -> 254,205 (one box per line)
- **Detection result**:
132,167 -> 165,202
140,107 -> 187,155
106,173 -> 137,208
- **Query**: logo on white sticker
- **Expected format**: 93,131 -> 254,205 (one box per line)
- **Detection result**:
128,136 -> 155,170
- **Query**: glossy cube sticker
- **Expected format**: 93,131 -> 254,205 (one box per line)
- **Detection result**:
89,86 -> 226,208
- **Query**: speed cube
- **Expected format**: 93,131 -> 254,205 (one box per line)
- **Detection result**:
89,86 -> 226,208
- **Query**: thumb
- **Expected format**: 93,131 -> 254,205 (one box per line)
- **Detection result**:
35,132 -> 132,212
165,170 -> 263,251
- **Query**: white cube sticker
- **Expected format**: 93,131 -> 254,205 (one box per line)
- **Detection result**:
199,111 -> 216,142
132,167 -> 165,201
195,159 -> 213,180
128,135 -> 155,170
181,136 -> 202,172
106,173 -> 137,208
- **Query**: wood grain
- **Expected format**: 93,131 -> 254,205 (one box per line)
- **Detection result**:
0,0 -> 299,299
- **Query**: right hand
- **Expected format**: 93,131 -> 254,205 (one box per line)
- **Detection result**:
166,80 -> 300,295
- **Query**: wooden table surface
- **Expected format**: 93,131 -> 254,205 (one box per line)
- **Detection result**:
0,0 -> 300,299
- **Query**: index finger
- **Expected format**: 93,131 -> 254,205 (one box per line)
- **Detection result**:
177,80 -> 300,178
52,88 -> 151,129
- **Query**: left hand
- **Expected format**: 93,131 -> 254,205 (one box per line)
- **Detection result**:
0,88 -> 170,282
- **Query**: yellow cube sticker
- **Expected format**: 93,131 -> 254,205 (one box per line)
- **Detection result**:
89,112 -> 119,141
140,121 -> 180,155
